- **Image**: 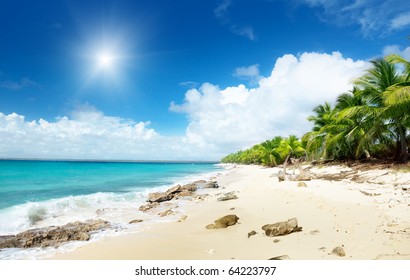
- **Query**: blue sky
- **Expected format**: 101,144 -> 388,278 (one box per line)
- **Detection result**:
0,0 -> 410,160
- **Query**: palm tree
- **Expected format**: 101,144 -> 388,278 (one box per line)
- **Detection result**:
303,102 -> 336,160
343,58 -> 407,161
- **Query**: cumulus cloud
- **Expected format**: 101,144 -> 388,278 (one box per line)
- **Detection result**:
233,64 -> 260,79
171,51 -> 368,154
0,105 -> 160,160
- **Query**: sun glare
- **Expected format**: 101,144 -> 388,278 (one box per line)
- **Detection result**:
97,52 -> 115,69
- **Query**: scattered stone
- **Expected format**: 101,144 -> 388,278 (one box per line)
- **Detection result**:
0,219 -> 110,249
309,229 -> 320,235
206,215 -> 239,229
297,182 -> 308,188
273,239 -> 280,243
277,170 -> 286,182
331,246 -> 346,257
229,207 -> 235,210
129,219 -> 143,224
178,215 -> 188,222
217,192 -> 238,201
158,209 -> 174,217
139,202 -> 159,212
268,255 -> 291,260
359,190 -> 381,196
318,247 -> 326,251
205,249 -> 215,255
248,230 -> 257,238
262,218 -> 302,237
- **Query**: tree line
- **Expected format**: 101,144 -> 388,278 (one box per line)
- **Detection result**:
221,54 -> 410,165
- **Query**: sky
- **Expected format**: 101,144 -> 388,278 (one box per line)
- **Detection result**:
0,0 -> 410,161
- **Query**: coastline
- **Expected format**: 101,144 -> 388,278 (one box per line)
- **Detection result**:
50,163 -> 410,260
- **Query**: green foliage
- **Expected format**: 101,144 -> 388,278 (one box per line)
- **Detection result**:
221,136 -> 305,166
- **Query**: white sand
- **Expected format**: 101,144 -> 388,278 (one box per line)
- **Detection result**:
51,164 -> 410,260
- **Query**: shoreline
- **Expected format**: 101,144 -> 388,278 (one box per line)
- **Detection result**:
50,163 -> 410,260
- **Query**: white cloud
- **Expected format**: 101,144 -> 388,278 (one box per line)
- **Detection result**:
382,45 -> 410,60
171,51 -> 368,154
390,12 -> 410,30
233,64 -> 260,79
0,105 -> 160,160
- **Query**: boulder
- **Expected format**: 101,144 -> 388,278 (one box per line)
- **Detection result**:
139,202 -> 159,212
331,246 -> 345,257
247,230 -> 257,238
206,214 -> 239,229
262,218 -> 302,237
158,209 -> 174,217
147,192 -> 174,203
217,192 -> 238,201
0,219 -> 110,249
297,182 -> 308,188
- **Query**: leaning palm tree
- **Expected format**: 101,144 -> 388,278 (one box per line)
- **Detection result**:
345,58 -> 407,161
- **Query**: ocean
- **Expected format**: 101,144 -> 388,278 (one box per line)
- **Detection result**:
0,160 -> 223,259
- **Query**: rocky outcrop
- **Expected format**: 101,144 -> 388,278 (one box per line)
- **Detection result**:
262,218 -> 302,237
206,215 -> 239,229
0,219 -> 110,249
145,180 -> 217,205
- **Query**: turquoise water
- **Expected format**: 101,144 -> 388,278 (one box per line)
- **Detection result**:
0,160 -> 221,236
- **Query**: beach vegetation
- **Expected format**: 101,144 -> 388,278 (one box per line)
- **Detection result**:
222,53 -> 410,164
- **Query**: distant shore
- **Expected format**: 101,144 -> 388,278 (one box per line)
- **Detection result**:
51,162 -> 410,260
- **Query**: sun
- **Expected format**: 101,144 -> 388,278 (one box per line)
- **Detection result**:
97,51 -> 115,69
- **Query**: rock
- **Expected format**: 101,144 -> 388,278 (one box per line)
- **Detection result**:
166,185 -> 182,195
206,214 -> 239,229
268,255 -> 291,260
139,202 -> 159,212
204,181 -> 219,189
309,229 -> 320,235
247,230 -> 257,238
158,209 -> 174,217
277,170 -> 286,182
0,219 -> 110,249
181,183 -> 198,192
147,192 -> 174,203
273,239 -> 280,243
297,182 -> 308,188
178,215 -> 188,222
129,219 -> 143,224
217,192 -> 238,201
331,246 -> 346,257
262,218 -> 302,237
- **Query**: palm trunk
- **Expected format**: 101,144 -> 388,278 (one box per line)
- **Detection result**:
398,126 -> 408,163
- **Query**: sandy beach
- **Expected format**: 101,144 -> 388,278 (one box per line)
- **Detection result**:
51,163 -> 410,260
